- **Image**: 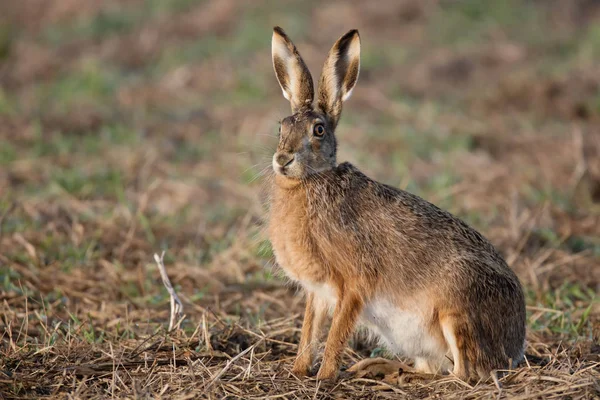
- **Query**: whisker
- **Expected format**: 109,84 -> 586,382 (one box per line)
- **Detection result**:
247,165 -> 273,184
243,161 -> 271,174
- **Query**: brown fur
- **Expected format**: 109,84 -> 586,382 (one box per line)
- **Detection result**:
292,293 -> 328,376
268,27 -> 526,382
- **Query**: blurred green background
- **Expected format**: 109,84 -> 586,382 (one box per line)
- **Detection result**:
0,0 -> 599,397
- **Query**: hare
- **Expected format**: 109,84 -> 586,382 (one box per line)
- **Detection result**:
267,26 -> 526,382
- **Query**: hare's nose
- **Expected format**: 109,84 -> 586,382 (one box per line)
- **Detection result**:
275,153 -> 295,167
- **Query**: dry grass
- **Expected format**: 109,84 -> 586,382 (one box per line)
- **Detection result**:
1,0 -> 599,398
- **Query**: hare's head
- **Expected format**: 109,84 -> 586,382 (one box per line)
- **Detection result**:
271,27 -> 360,179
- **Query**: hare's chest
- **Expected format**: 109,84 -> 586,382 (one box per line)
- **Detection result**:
269,187 -> 331,296
274,241 -> 336,308
270,229 -> 325,283
269,214 -> 325,285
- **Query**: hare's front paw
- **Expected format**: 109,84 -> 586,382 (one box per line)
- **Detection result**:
316,362 -> 339,381
291,359 -> 311,377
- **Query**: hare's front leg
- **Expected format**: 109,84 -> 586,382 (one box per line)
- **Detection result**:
317,291 -> 363,380
292,293 -> 328,376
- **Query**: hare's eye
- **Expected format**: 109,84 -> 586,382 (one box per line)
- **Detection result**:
313,124 -> 325,137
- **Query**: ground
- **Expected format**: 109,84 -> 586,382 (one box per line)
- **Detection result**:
1,0 -> 599,399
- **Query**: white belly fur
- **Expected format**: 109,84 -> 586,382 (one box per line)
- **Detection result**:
361,298 -> 445,358
298,279 -> 338,310
299,281 -> 445,359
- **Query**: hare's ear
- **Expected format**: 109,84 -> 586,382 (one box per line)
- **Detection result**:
272,27 -> 314,113
317,29 -> 360,128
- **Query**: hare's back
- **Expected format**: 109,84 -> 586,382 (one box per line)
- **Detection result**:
319,163 -> 502,258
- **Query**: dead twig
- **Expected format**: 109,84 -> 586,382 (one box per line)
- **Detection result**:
204,343 -> 258,390
153,251 -> 184,331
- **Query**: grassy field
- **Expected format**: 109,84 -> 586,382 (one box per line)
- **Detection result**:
1,0 -> 599,398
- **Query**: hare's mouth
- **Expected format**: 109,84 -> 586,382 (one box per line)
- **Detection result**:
273,152 -> 296,176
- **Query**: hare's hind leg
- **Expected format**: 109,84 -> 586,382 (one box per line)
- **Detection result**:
440,316 -> 470,381
292,293 -> 328,376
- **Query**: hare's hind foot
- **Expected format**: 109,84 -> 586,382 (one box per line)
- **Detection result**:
349,357 -> 445,385
414,357 -> 449,376
348,357 -> 414,378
